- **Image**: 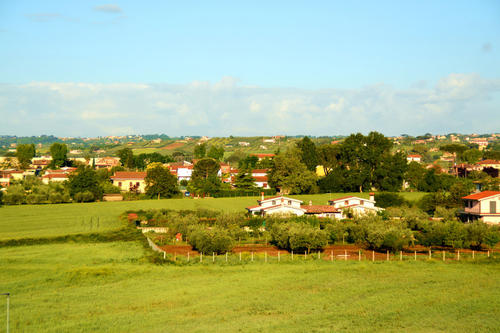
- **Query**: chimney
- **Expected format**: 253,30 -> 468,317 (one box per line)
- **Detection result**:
369,192 -> 375,202
261,192 -> 264,201
309,200 -> 312,206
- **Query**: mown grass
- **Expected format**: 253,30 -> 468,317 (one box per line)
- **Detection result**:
0,192 -> 426,240
1,242 -> 499,332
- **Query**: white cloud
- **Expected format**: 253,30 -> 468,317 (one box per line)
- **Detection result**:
0,74 -> 499,137
94,4 -> 123,13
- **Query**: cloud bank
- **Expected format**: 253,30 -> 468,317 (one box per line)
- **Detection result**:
1,74 -> 499,137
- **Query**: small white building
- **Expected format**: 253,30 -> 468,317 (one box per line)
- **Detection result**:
462,191 -> 500,224
407,154 -> 422,163
328,193 -> 383,217
246,196 -> 307,216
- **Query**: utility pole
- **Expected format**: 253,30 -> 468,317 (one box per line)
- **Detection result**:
1,293 -> 9,333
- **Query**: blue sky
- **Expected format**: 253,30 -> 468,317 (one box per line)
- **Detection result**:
0,1 -> 499,136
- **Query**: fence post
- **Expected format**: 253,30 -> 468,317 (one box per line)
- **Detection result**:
251,252 -> 254,262
163,252 -> 166,259
278,251 -> 280,262
226,252 -> 228,262
442,251 -> 445,261
400,251 -> 402,261
414,250 -> 417,261
265,251 -> 267,263
318,251 -> 321,260
187,252 -> 190,262
174,252 -> 176,261
200,252 -> 203,263
305,251 -> 307,260
429,249 -> 432,260
239,251 -> 242,261
488,250 -> 490,258
331,250 -> 333,262
372,250 -> 375,262
213,252 -> 215,263
472,250 -> 475,259
457,250 -> 460,261
344,250 -> 347,261
358,250 -> 361,261
291,250 -> 294,261
386,250 -> 389,261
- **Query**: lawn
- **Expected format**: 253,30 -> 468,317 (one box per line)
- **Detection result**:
1,242 -> 499,332
0,192 -> 426,240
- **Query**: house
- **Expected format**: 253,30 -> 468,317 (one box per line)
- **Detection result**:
0,171 -> 11,187
42,173 -> 69,184
238,142 -> 250,147
328,193 -> 383,217
168,163 -> 194,182
246,195 -> 307,216
94,157 -> 121,169
246,195 -> 343,218
250,153 -> 275,161
407,154 -> 422,163
263,138 -> 275,143
461,191 -> 500,224
31,157 -> 52,168
111,171 -> 147,193
476,160 -> 500,170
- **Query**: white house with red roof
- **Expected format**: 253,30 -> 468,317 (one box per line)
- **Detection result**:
111,171 -> 147,193
246,195 -> 342,218
246,195 -> 307,216
462,191 -> 500,224
328,193 -> 383,217
407,154 -> 422,163
250,153 -> 275,161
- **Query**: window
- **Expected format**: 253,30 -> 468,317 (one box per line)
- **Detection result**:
360,200 -> 364,205
288,200 -> 292,205
136,182 -> 140,186
272,200 -> 276,205
118,182 -> 122,187
344,200 -> 349,205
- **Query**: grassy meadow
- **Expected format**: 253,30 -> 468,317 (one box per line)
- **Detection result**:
1,242 -> 500,332
0,192 -> 426,240
2,192 -> 499,332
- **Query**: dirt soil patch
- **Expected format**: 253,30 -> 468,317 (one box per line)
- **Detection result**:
160,142 -> 185,150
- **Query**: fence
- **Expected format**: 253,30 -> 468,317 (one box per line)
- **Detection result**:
150,247 -> 497,264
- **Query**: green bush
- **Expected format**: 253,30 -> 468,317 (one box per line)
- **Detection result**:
270,222 -> 328,253
351,216 -> 413,252
188,226 -> 234,254
74,191 -> 95,203
3,185 -> 25,205
26,193 -> 48,204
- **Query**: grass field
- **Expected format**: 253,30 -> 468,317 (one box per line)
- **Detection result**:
0,242 -> 499,332
0,192 -> 427,240
4,192 -> 497,332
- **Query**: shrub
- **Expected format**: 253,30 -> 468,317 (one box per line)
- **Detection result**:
187,226 -> 234,254
270,222 -> 328,253
353,216 -> 413,252
26,193 -> 47,204
74,191 -> 95,203
3,185 -> 25,205
434,206 -> 458,221
324,220 -> 349,244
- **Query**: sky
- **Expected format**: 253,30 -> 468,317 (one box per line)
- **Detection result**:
0,1 -> 499,137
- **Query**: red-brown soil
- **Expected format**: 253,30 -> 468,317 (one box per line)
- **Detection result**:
160,142 -> 185,150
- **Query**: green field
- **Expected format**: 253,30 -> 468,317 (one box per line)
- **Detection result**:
0,193 -> 426,240
2,192 -> 499,332
1,242 -> 499,332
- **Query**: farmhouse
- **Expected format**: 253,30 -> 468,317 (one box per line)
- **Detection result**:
407,154 -> 422,163
461,191 -> 500,224
246,195 -> 342,218
111,171 -> 147,193
328,193 -> 383,217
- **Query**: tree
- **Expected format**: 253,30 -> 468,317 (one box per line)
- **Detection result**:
440,144 -> 468,162
189,158 -> 221,195
194,143 -> 207,159
405,162 -> 426,190
317,144 -> 341,176
67,166 -> 103,201
145,165 -> 179,199
233,168 -> 256,190
207,145 -> 224,161
238,155 -> 258,170
16,144 -> 36,169
296,136 -> 319,171
117,148 -> 135,169
268,149 -> 317,194
49,143 -> 68,168
462,149 -> 482,164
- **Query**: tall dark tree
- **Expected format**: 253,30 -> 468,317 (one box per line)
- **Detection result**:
67,166 -> 103,201
189,158 -> 221,195
145,165 -> 179,199
16,143 -> 36,169
238,155 -> 258,169
296,136 -> 318,171
194,143 -> 207,159
233,168 -> 256,190
207,145 -> 224,161
317,144 -> 341,176
117,148 -> 135,169
49,143 -> 68,168
268,149 -> 317,194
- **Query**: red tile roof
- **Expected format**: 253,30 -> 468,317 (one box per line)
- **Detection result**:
302,205 -> 339,214
477,159 -> 500,165
250,153 -> 275,158
253,176 -> 268,182
111,171 -> 147,180
407,154 -> 422,158
462,191 -> 500,200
